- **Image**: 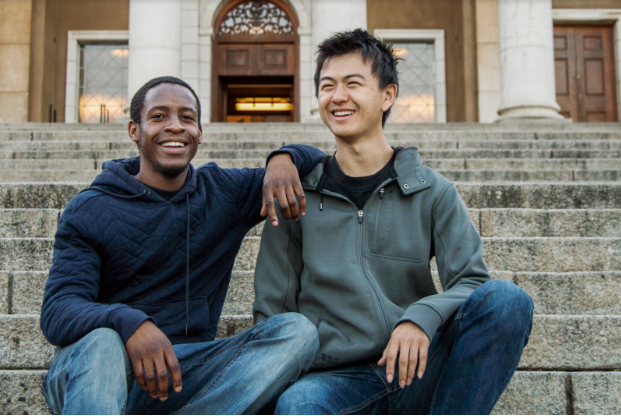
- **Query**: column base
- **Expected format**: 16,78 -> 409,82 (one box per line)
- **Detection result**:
496,104 -> 567,122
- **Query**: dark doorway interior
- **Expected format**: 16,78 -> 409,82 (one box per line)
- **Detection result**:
221,76 -> 294,123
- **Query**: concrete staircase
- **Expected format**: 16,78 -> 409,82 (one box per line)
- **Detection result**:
1,122 -> 620,414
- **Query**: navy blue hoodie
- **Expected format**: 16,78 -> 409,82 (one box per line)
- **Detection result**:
41,145 -> 324,347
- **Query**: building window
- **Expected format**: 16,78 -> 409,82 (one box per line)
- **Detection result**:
391,42 -> 436,123
78,43 -> 129,123
218,1 -> 294,36
374,29 -> 446,123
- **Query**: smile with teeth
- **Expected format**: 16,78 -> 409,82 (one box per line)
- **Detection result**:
161,142 -> 186,147
333,110 -> 355,116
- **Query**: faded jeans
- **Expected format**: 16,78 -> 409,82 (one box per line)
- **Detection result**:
274,280 -> 534,415
42,313 -> 319,415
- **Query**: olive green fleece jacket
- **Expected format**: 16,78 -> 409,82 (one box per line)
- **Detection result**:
253,147 -> 491,370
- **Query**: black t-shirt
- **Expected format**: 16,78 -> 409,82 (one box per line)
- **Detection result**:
141,172 -> 190,201
323,149 -> 398,210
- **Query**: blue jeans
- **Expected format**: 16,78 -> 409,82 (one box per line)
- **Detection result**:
275,280 -> 534,415
42,313 -> 319,415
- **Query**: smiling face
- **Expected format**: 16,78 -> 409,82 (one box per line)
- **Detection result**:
129,83 -> 202,184
317,53 -> 396,143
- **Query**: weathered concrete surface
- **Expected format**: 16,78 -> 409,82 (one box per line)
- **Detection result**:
0,170 -> 98,183
233,237 -> 260,272
492,371 -> 567,415
457,183 -> 621,209
0,209 -> 58,238
0,370 -> 48,415
480,209 -> 621,237
0,239 -> 53,271
444,170 -> 574,181
222,272 -> 254,316
0,272 -> 8,315
521,315 -> 621,370
516,272 -> 621,315
0,184 -> 86,209
571,372 -> 621,414
482,238 -> 621,272
10,272 -> 47,315
465,158 -> 621,170
0,316 -> 54,369
0,159 -> 96,170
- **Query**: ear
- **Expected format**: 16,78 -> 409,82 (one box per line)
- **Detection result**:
197,123 -> 203,145
382,84 -> 398,112
129,120 -> 139,144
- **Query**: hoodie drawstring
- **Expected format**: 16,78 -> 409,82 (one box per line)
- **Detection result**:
186,192 -> 190,335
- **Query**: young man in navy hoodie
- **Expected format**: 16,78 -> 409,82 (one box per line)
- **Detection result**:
40,76 -> 324,414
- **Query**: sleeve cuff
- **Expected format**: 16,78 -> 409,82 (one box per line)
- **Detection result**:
394,303 -> 443,341
266,150 -> 298,169
108,307 -> 154,344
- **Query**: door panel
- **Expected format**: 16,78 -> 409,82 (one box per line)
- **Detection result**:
257,44 -> 295,75
554,25 -> 617,122
218,45 -> 257,76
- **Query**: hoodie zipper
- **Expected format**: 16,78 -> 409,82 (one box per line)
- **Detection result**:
317,180 -> 394,341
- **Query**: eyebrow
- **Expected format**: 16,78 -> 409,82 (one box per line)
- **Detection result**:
319,73 -> 366,83
147,105 -> 197,115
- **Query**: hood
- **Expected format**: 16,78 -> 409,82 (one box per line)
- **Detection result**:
92,156 -> 199,203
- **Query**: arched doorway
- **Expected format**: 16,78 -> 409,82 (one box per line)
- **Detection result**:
212,0 -> 299,122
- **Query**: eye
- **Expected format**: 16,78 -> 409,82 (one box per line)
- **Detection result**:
151,113 -> 165,119
182,114 -> 196,121
320,83 -> 334,90
348,81 -> 360,87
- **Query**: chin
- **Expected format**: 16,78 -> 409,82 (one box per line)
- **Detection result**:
155,162 -> 188,179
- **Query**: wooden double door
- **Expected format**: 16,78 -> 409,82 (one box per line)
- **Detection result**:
212,39 -> 298,122
554,25 -> 617,122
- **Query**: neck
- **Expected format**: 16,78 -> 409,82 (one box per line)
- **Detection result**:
135,163 -> 188,191
333,129 -> 394,177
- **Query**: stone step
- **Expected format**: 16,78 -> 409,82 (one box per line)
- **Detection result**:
0,314 -> 619,371
3,157 -> 621,172
2,128 -> 621,141
3,168 -> 621,183
3,208 -> 619,239
1,236 -> 620,273
2,270 -> 619,317
5,148 -> 621,160
3,370 -> 620,415
1,182 -> 620,209
6,138 -> 621,151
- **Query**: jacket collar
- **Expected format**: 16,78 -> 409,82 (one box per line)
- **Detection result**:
95,156 -> 198,203
301,147 -> 431,196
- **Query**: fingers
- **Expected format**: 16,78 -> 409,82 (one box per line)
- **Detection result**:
418,343 -> 429,380
406,344 -> 418,386
285,185 -> 300,221
262,182 -> 278,226
294,181 -> 307,217
154,354 -> 169,401
384,341 -> 400,384
398,343 -> 410,388
276,186 -> 292,221
143,358 -> 159,399
165,348 -> 183,393
132,360 -> 147,391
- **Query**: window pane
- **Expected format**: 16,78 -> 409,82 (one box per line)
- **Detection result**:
391,43 -> 435,123
78,44 -> 129,123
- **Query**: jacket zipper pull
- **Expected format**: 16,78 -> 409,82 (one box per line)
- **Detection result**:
379,188 -> 385,199
358,210 -> 364,224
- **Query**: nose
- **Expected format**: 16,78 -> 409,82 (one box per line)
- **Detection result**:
332,83 -> 349,104
164,114 -> 185,133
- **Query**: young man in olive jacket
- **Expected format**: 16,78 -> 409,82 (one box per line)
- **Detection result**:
253,30 -> 534,414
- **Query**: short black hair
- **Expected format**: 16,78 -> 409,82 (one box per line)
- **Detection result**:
130,76 -> 201,125
314,29 -> 399,127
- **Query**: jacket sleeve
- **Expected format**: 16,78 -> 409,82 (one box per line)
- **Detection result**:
395,184 -> 491,341
227,144 -> 325,227
252,205 -> 303,323
40,208 -> 152,347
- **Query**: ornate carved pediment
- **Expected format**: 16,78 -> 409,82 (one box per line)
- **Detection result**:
218,1 -> 294,35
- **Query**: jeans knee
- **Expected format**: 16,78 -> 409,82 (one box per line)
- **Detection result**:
475,280 -> 534,332
77,328 -> 128,374
276,383 -> 327,415
272,313 -> 320,358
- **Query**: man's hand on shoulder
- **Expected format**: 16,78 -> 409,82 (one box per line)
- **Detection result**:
125,320 -> 182,401
378,321 -> 430,388
262,153 -> 307,226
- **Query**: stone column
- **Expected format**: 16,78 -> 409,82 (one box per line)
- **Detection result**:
127,0 -> 182,104
497,0 -> 564,120
309,0 -> 367,118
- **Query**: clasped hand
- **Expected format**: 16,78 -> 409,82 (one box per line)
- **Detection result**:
378,321 -> 430,388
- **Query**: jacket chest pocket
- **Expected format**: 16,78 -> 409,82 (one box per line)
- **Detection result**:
372,188 -> 393,249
